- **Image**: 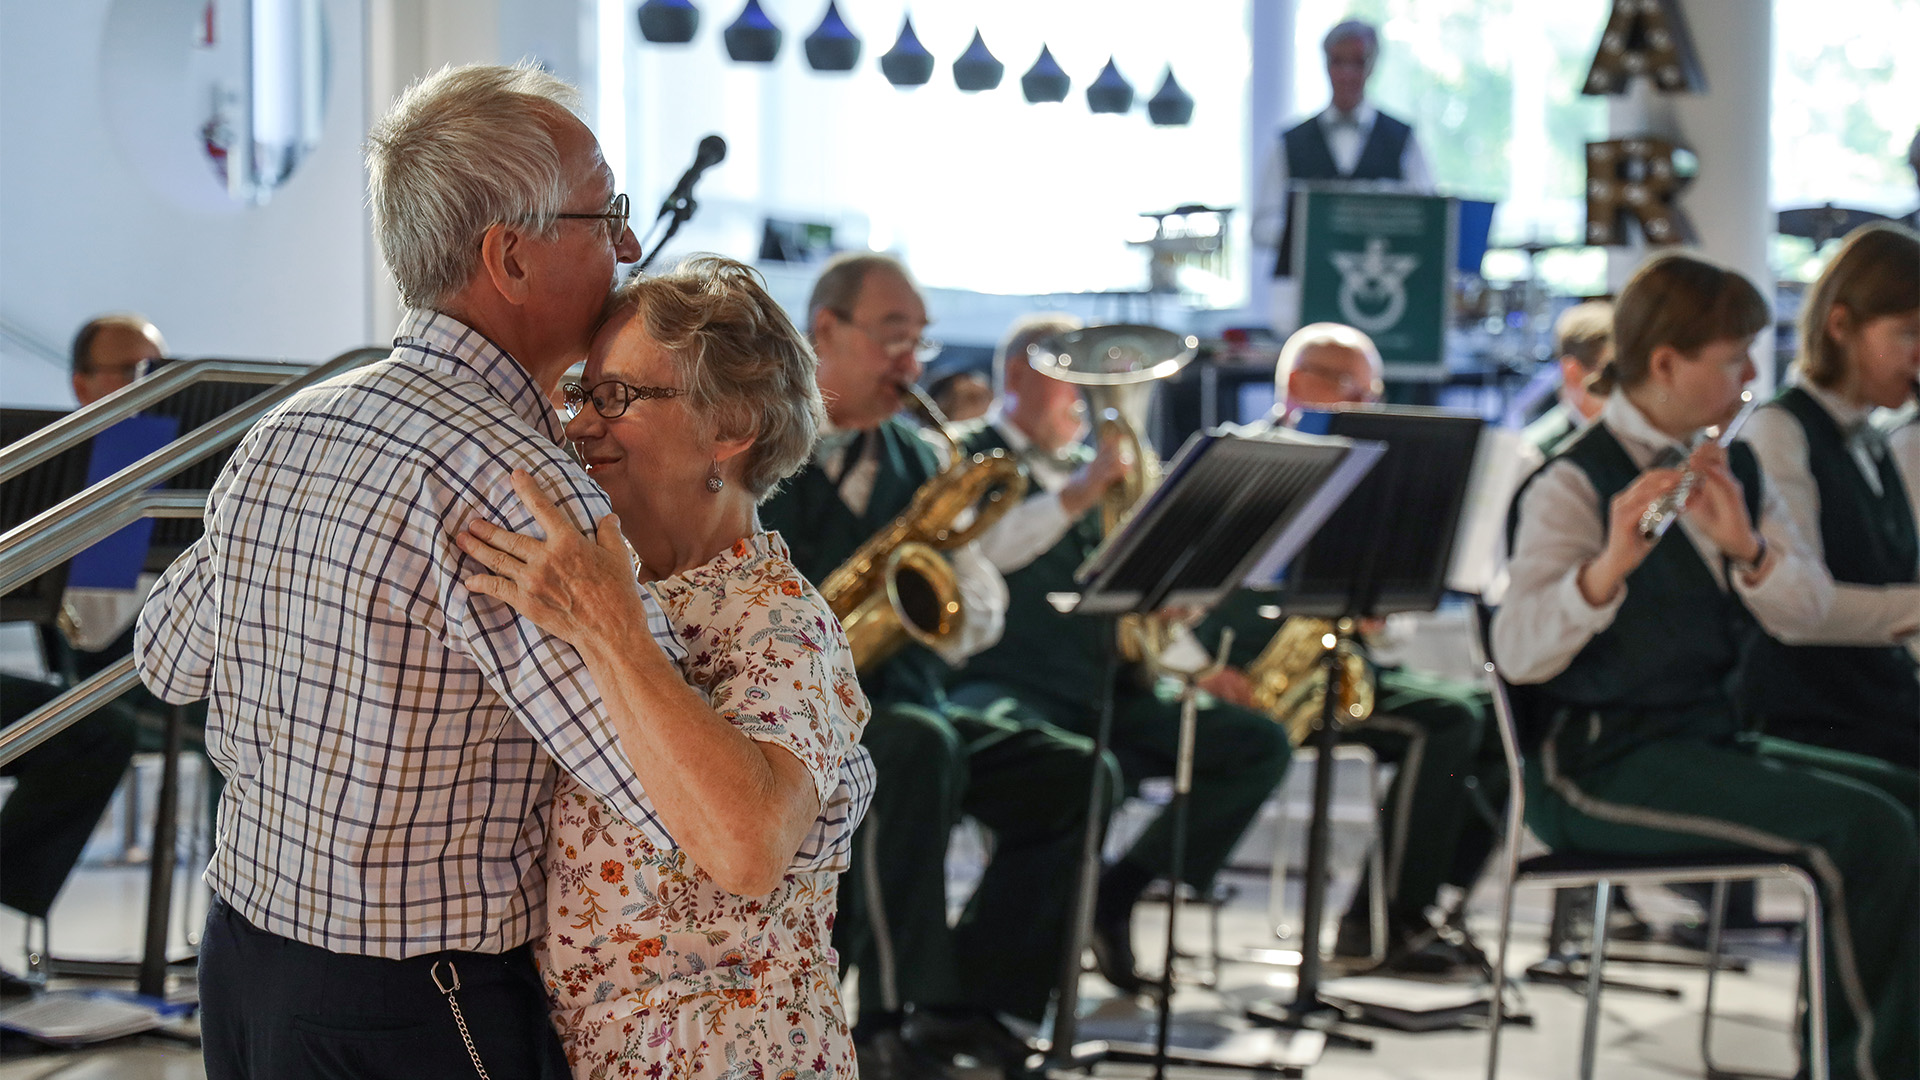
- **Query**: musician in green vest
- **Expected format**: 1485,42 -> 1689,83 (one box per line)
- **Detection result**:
1496,252 -> 1916,1080
758,256 -> 1108,1073
1524,300 -> 1613,459
1226,322 -> 1501,972
945,314 -> 1293,992
1739,223 -> 1920,782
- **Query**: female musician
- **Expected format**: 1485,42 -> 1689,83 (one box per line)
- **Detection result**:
459,256 -> 866,1079
1738,224 -> 1920,773
1494,252 -> 1917,1080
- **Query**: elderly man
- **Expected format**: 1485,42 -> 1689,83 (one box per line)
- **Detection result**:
759,259 -> 1105,1077
1252,19 -> 1433,333
135,65 -> 868,1079
1198,323 -> 1499,974
946,314 -> 1290,993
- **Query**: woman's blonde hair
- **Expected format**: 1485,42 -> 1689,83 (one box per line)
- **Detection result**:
1590,252 -> 1769,396
1796,223 -> 1920,389
607,256 -> 824,500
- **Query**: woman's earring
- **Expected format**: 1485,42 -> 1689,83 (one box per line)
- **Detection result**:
706,460 -> 725,493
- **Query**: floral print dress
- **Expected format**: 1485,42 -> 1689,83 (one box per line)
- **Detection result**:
536,531 -> 870,1080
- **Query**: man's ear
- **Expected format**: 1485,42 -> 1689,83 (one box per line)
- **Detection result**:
478,224 -> 534,305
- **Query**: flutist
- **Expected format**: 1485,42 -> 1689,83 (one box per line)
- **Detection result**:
1495,251 -> 1917,1080
1737,223 -> 1920,775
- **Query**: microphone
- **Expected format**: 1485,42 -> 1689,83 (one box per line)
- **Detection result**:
657,135 -> 727,217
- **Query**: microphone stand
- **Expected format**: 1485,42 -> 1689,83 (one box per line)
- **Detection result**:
630,189 -> 697,276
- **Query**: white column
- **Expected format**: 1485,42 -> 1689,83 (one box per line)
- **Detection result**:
1608,0 -> 1774,385
1246,0 -> 1296,304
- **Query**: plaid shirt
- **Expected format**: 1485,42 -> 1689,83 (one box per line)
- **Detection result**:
136,311 -> 873,958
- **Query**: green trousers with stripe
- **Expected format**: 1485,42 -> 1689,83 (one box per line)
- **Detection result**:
1526,730 -> 1918,1080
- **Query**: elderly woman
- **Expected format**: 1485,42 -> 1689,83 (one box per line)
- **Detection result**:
458,256 -> 867,1079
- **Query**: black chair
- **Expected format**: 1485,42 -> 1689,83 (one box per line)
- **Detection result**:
1466,602 -> 1826,1080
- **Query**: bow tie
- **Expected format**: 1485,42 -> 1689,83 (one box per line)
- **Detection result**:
1326,111 -> 1362,131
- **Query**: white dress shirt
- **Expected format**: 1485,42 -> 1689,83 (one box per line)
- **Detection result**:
1493,393 -> 1832,686
1740,380 -> 1920,645
1250,102 -> 1436,253
973,407 -> 1083,574
816,420 -> 1008,665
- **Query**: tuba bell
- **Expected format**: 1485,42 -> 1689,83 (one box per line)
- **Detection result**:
818,383 -> 1027,673
1028,324 -> 1196,662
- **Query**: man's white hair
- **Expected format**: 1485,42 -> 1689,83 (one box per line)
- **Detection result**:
1274,321 -> 1382,389
993,312 -> 1083,395
366,63 -> 583,309
1323,19 -> 1380,66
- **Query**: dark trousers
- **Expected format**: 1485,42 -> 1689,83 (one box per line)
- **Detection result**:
199,898 -> 568,1080
832,700 -> 1113,1024
1341,666 -> 1501,926
0,672 -> 137,918
1528,735 -> 1918,1080
951,678 -> 1291,891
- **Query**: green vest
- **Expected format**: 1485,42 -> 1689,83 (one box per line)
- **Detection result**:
1736,388 -> 1920,736
1505,422 -> 1763,759
1522,402 -> 1583,458
758,418 -> 948,707
949,422 -> 1113,717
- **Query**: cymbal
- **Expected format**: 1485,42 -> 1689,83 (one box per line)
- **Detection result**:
1776,203 -> 1894,243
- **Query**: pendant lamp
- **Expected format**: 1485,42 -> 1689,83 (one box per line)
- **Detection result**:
803,2 -> 860,71
1147,66 -> 1194,125
1086,58 -> 1134,114
636,0 -> 699,44
1021,46 -> 1070,103
952,30 -> 1003,92
722,0 -> 781,63
879,16 -> 935,87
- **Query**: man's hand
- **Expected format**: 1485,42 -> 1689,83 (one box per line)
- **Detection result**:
1060,428 -> 1134,519
1195,665 -> 1255,708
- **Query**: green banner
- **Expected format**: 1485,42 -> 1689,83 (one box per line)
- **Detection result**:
1295,190 -> 1453,375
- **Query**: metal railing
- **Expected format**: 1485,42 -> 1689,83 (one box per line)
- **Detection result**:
0,347 -> 388,754
0,349 -> 387,597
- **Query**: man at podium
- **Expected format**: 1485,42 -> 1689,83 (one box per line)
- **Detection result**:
1252,18 -> 1433,333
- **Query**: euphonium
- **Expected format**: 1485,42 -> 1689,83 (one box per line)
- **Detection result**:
818,383 -> 1027,673
1246,617 -> 1375,745
1028,325 -> 1196,662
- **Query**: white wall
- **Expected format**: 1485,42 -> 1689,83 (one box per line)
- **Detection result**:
0,0 -> 374,409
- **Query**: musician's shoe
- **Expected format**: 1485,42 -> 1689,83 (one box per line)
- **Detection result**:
1335,912 -> 1479,976
854,1026 -> 963,1080
1088,906 -> 1149,994
902,1008 -> 1043,1078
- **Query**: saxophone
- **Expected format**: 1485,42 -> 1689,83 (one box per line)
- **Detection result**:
1246,617 -> 1375,745
818,383 -> 1027,673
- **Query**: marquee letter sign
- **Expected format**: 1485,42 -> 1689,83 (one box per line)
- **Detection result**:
1586,138 -> 1697,246
1583,0 -> 1705,95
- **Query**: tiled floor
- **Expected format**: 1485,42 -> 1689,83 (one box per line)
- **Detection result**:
0,770 -> 1809,1079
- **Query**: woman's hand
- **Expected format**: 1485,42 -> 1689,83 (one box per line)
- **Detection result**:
458,470 -> 651,654
1681,443 -> 1763,564
1579,467 -> 1683,606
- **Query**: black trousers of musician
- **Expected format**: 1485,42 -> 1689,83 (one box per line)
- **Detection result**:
949,678 -> 1291,894
832,700 -> 1116,1025
1338,666 -> 1501,931
0,672 -> 137,918
199,897 -> 569,1080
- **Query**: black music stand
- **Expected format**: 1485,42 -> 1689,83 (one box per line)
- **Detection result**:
1242,407 -> 1483,1044
1039,425 -> 1386,1079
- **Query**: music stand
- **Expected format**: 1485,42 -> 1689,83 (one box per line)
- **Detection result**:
1242,407 -> 1484,1042
1040,425 -> 1385,1078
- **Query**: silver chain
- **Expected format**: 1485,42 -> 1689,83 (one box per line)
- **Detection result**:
431,960 -> 493,1080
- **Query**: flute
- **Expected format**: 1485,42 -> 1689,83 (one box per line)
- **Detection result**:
1637,390 -> 1761,541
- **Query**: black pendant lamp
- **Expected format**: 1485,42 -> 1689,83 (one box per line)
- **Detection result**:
1021,46 -> 1070,103
879,16 -> 934,87
1147,66 -> 1193,125
804,1 -> 860,71
636,0 -> 699,44
952,29 -> 1003,92
722,0 -> 781,63
1086,57 -> 1134,114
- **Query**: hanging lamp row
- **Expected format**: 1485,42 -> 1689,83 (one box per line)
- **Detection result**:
634,0 -> 1195,124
